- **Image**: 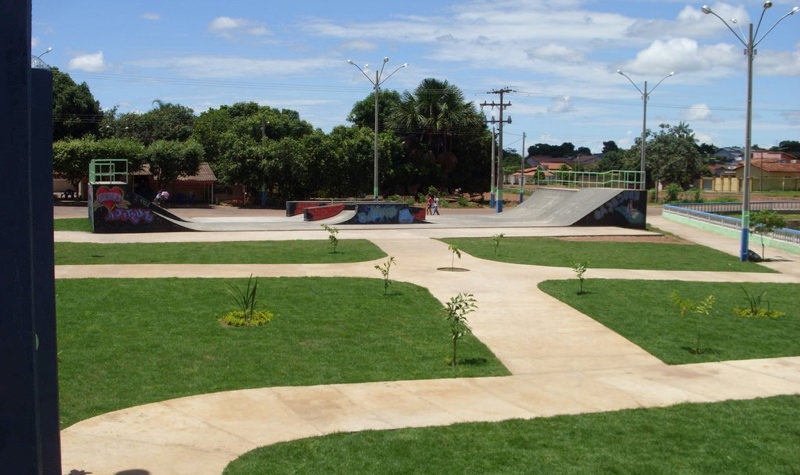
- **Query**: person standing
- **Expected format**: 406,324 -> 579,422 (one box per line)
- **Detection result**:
426,194 -> 433,215
432,195 -> 440,215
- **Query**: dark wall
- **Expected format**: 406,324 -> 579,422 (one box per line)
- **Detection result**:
576,189 -> 647,229
0,2 -> 62,472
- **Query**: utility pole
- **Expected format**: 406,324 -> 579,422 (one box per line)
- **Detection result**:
490,126 -> 496,207
519,131 -> 526,203
481,88 -> 513,212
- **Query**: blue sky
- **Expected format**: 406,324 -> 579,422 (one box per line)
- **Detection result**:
33,0 -> 799,154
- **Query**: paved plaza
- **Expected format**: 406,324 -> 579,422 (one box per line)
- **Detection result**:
54,206 -> 800,474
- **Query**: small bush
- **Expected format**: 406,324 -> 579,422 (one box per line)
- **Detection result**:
733,286 -> 784,319
219,310 -> 274,327
663,183 -> 682,203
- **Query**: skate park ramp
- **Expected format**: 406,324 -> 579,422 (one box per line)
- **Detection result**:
91,186 -> 645,233
429,187 -> 646,229
510,187 -> 636,225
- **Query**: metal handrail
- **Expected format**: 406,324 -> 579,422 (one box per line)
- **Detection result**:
527,169 -> 643,189
663,203 -> 800,245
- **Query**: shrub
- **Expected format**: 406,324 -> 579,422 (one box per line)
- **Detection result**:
374,256 -> 397,295
491,233 -> 505,256
219,310 -> 274,327
444,293 -> 478,366
663,183 -> 682,203
221,275 -> 274,327
671,291 -> 715,354
733,286 -> 785,319
321,224 -> 339,253
448,243 -> 461,270
749,209 -> 786,260
572,260 -> 588,295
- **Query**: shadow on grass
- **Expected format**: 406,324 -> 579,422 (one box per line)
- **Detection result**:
457,357 -> 489,366
679,346 -> 721,357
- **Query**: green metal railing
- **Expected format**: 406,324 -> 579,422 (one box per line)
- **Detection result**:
89,159 -> 128,184
527,169 -> 643,189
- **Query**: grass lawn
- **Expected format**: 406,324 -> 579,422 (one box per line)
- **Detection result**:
225,395 -> 800,474
441,237 -> 773,272
54,217 -> 92,232
57,278 -> 508,428
538,279 -> 799,364
55,240 -> 386,265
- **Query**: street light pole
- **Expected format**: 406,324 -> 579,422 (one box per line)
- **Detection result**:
347,57 -> 407,200
701,2 -> 798,261
617,70 -> 674,191
31,46 -> 52,68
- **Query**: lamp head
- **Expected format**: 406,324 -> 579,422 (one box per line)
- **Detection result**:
701,5 -> 712,14
669,71 -> 675,76
401,63 -> 408,68
791,6 -> 799,14
763,1 -> 773,9
383,57 -> 389,63
616,69 -> 623,74
347,59 -> 353,64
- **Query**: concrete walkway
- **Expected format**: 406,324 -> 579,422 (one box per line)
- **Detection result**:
57,211 -> 800,475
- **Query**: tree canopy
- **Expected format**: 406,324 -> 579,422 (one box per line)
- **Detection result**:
347,89 -> 401,130
387,78 -> 489,192
51,68 -> 102,141
638,122 -> 703,188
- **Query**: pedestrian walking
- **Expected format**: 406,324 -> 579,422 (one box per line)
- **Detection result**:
432,195 -> 440,215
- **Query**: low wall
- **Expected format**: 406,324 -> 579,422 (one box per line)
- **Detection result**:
90,184 -> 189,233
304,204 -> 346,221
340,203 -> 427,224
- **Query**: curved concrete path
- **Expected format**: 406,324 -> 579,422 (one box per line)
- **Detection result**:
57,213 -> 800,475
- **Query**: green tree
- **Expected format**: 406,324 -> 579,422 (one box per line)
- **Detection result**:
642,122 -> 703,189
53,137 -> 144,193
347,89 -> 401,130
388,78 -> 488,192
109,101 -> 195,146
595,148 -> 633,172
528,142 -> 576,157
772,140 -> 800,157
602,141 -> 619,153
749,210 -> 786,260
193,102 -> 313,165
145,140 -> 204,189
51,68 -> 102,141
443,293 -> 478,366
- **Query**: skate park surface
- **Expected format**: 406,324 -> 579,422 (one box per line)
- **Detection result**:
92,187 -> 633,232
54,204 -> 800,474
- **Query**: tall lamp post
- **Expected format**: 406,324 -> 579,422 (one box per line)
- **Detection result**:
347,57 -> 407,200
701,2 -> 798,261
617,69 -> 674,191
31,46 -> 52,68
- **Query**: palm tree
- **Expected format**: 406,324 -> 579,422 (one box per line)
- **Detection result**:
390,78 -> 480,156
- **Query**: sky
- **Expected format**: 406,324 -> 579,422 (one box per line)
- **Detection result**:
32,0 -> 800,154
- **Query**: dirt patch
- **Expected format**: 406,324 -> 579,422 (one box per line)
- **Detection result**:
555,234 -> 691,244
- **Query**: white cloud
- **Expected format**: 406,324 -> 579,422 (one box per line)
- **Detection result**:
684,103 -> 713,121
68,51 -> 105,72
129,55 -> 339,79
208,16 -> 271,39
548,95 -> 574,114
140,13 -> 161,21
528,43 -> 585,63
339,40 -> 377,52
